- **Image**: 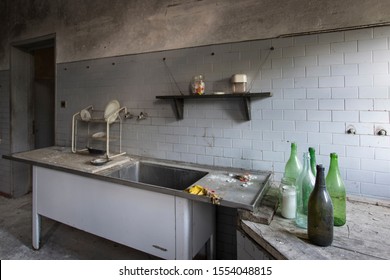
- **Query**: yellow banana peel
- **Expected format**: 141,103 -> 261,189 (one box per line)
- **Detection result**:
187,185 -> 207,195
185,185 -> 221,205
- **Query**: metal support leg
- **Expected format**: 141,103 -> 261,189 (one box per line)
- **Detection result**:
32,166 -> 40,249
207,234 -> 216,260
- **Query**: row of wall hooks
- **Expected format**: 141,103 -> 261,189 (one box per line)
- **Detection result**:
346,126 -> 388,136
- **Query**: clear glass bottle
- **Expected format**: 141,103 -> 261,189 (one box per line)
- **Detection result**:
326,153 -> 346,226
309,147 -> 317,177
295,152 -> 315,228
279,177 -> 296,219
308,164 -> 334,247
283,142 -> 302,183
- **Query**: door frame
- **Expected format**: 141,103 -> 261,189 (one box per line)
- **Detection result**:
9,33 -> 56,197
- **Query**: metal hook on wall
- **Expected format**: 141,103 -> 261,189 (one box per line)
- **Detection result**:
137,112 -> 148,120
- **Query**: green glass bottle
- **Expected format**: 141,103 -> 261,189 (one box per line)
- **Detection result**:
308,164 -> 334,247
295,152 -> 315,229
326,153 -> 346,226
284,142 -> 302,183
309,147 -> 316,177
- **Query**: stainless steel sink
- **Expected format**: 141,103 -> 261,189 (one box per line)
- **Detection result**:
107,161 -> 208,190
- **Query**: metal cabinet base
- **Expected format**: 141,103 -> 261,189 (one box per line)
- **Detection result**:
32,166 -> 215,259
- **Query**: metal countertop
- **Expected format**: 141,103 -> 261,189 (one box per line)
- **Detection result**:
4,146 -> 272,211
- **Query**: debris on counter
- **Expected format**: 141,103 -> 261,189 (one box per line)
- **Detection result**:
225,173 -> 236,182
236,173 -> 257,183
207,172 -> 257,184
241,182 -> 254,188
237,174 -> 250,182
185,185 -> 221,205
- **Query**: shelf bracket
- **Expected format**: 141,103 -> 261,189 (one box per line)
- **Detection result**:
243,96 -> 251,121
173,98 -> 184,120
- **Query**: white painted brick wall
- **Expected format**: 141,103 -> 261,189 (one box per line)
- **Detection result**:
295,99 -> 318,110
55,26 -> 390,200
345,75 -> 373,87
346,28 -> 373,41
345,51 -> 372,64
294,56 -> 317,67
296,121 -> 319,132
347,169 -> 375,183
306,44 -> 330,55
376,172 -> 390,185
373,49 -> 390,62
308,110 -> 332,121
284,110 -> 306,120
332,111 -> 359,122
331,41 -> 357,53
346,99 -> 374,110
319,53 -> 344,65
360,111 -> 389,123
319,76 -> 345,88
331,64 -> 358,76
359,87 -> 388,98
374,75 -> 390,86
307,65 -> 330,77
358,62 -> 388,75
307,88 -> 331,100
319,99 -> 345,110
320,121 -> 345,133
319,31 -> 344,44
358,38 -> 388,51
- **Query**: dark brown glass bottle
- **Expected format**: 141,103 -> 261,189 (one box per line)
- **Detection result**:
308,164 -> 334,247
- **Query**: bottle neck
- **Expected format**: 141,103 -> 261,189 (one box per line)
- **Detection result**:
290,143 -> 297,157
328,156 -> 341,176
315,165 -> 326,188
302,153 -> 310,171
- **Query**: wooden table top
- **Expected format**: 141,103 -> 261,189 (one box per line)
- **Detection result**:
240,191 -> 390,260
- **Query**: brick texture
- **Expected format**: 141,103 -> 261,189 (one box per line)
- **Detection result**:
51,26 -> 390,200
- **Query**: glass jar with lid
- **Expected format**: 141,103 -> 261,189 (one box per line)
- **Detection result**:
279,177 -> 297,219
191,75 -> 205,95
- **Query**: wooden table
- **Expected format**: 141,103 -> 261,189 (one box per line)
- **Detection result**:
240,193 -> 390,259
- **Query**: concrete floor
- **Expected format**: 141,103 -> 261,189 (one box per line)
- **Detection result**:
0,193 -> 160,260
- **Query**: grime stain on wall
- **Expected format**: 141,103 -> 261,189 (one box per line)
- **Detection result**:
2,0 -> 390,69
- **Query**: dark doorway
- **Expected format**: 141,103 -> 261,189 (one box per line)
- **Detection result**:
33,47 -> 55,148
10,35 -> 55,197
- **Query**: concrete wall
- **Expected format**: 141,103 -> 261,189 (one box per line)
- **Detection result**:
0,70 -> 11,195
2,0 -> 390,69
56,26 -> 390,199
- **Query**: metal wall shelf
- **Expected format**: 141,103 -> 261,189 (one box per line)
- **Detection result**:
156,92 -> 272,121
